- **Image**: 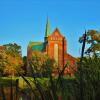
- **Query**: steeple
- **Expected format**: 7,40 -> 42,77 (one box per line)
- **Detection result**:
44,17 -> 50,41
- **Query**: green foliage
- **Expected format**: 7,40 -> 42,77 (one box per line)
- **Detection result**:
18,62 -> 75,100
3,43 -> 21,56
75,57 -> 100,100
29,51 -> 57,77
23,56 -> 27,65
77,30 -> 100,100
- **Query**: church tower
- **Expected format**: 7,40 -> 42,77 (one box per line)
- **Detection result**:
44,17 -> 50,42
27,18 -> 76,76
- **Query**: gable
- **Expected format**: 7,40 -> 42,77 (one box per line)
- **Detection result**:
51,28 -> 63,38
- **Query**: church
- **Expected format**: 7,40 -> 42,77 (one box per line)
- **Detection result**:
27,18 -> 76,75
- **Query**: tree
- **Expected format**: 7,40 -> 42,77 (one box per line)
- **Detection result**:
3,43 -> 21,55
29,51 -> 57,77
3,53 -> 23,76
76,30 -> 100,100
0,49 -> 7,76
79,30 -> 100,57
0,43 -> 23,76
22,56 -> 27,75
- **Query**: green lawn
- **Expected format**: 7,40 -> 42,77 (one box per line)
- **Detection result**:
0,76 -> 77,99
0,77 -> 50,90
0,76 -> 75,90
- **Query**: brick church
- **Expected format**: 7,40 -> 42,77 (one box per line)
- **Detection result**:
27,18 -> 76,75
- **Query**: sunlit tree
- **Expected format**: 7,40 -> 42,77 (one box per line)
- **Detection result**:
29,51 -> 57,77
0,43 -> 23,76
79,30 -> 100,57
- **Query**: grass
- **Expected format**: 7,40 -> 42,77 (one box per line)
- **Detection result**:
0,77 -> 49,89
0,77 -> 16,86
0,76 -> 77,100
0,76 -> 75,90
0,77 -> 33,89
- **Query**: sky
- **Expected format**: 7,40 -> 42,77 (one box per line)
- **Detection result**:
0,0 -> 100,57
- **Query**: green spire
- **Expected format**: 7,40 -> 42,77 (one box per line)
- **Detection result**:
45,17 -> 50,38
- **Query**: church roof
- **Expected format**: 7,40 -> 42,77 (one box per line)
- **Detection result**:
28,42 -> 44,51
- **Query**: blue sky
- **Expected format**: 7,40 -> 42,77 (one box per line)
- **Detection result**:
0,0 -> 100,57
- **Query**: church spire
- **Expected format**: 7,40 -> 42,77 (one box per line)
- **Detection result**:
44,17 -> 50,41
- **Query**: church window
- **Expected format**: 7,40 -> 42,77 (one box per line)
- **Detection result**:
54,44 -> 59,64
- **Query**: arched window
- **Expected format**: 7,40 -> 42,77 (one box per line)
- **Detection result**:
54,44 -> 59,64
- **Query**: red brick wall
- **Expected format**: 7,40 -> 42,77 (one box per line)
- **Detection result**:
45,28 -> 76,75
64,54 -> 76,75
45,28 -> 65,67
